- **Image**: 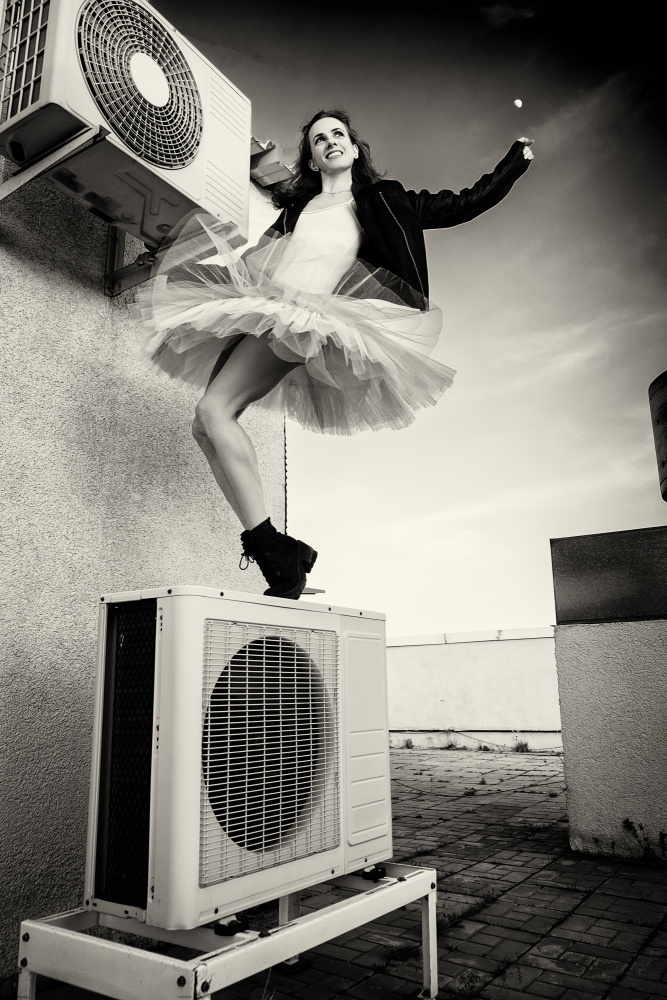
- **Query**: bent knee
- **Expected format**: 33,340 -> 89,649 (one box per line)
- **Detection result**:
192,412 -> 208,443
194,394 -> 236,439
194,395 -> 215,435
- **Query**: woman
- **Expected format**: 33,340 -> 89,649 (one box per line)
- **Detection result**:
135,109 -> 534,600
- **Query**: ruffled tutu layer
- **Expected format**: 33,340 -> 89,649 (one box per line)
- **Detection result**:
131,211 -> 456,435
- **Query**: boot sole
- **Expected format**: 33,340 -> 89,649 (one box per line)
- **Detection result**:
302,545 -> 317,573
264,543 -> 317,600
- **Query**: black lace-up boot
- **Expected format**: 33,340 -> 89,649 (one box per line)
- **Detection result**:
239,518 -> 317,600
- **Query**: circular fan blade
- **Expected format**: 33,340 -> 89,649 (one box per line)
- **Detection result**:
202,637 -> 326,853
77,0 -> 203,168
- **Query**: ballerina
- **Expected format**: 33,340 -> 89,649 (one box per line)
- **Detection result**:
134,109 -> 534,599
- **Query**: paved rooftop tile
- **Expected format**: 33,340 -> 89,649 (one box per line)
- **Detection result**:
37,750 -> 666,1000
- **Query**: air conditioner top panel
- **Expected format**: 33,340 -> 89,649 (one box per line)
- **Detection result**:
99,585 -> 386,620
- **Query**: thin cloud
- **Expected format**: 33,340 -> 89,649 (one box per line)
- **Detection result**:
536,74 -> 635,157
380,455 -> 659,538
493,309 -> 632,372
479,4 -> 536,27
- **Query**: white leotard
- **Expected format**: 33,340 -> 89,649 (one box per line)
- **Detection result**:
294,199 -> 363,251
273,200 -> 363,295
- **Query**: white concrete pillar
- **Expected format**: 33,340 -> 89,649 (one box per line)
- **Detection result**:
551,526 -> 667,860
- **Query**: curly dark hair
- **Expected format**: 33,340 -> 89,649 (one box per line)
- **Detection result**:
271,109 -> 385,209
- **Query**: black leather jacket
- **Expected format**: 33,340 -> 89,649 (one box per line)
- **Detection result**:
269,140 -> 531,304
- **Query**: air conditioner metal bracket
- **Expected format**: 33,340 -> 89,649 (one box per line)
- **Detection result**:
104,227 -> 166,298
16,863 -> 439,999
0,127 -> 107,204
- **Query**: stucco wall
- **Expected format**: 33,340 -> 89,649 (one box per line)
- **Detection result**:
0,169 -> 284,990
386,628 -> 560,732
555,620 -> 667,861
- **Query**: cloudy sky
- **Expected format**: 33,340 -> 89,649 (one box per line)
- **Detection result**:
155,0 -> 666,636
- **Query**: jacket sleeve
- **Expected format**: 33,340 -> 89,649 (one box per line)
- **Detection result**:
407,141 -> 531,230
262,208 -> 288,238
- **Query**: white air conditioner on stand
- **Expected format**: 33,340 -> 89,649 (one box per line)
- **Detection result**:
85,586 -> 393,931
0,0 -> 250,245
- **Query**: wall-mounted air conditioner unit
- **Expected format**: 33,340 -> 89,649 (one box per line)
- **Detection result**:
85,587 -> 392,931
0,0 -> 251,245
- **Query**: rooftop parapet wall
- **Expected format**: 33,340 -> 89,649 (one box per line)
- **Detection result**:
386,627 -> 560,732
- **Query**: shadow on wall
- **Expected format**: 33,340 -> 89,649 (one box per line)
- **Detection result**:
0,166 -> 286,994
0,159 -> 110,288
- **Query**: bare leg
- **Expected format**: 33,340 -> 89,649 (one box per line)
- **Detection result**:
191,339 -> 248,523
193,421 -> 246,524
193,335 -> 300,530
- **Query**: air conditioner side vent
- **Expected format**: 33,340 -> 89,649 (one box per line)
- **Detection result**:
95,598 -> 157,909
208,75 -> 248,142
204,161 -> 246,220
0,0 -> 50,126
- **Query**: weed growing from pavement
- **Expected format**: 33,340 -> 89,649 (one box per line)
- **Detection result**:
436,888 -> 501,934
446,969 -> 485,999
379,941 -> 422,969
259,968 -> 275,1000
437,945 -> 520,998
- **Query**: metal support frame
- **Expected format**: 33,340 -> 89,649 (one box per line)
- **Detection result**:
0,127 -> 107,204
278,891 -> 301,965
0,125 -> 159,298
104,227 -> 165,298
17,864 -> 439,1000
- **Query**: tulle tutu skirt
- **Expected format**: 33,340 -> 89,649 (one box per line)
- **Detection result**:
132,211 -> 456,435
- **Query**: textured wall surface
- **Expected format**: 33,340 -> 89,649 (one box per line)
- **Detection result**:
386,628 -> 560,731
0,169 -> 285,991
556,620 -> 667,861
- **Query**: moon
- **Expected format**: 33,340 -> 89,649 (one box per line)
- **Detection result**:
514,99 -> 523,108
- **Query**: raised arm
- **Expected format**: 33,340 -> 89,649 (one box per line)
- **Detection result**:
408,139 -> 534,230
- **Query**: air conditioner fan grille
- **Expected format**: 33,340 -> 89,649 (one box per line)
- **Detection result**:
200,622 -> 339,886
77,0 -> 202,168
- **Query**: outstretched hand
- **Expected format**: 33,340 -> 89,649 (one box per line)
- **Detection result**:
519,137 -> 535,161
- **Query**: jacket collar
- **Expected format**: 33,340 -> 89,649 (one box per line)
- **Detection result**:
353,178 -> 403,199
283,178 -> 405,232
287,178 -> 401,205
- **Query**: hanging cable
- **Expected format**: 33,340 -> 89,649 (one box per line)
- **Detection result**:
283,413 -> 288,534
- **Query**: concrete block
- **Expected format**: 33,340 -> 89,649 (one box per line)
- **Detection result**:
554,618 -> 667,861
551,527 -> 667,625
551,526 -> 667,862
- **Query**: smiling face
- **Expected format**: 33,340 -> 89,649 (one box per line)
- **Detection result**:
307,116 -> 359,175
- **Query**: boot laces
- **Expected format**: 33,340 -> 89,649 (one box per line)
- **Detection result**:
239,537 -> 256,571
239,534 -> 284,578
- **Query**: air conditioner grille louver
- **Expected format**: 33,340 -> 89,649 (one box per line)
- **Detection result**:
95,599 -> 157,908
200,622 -> 339,886
77,0 -> 203,168
0,0 -> 49,125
